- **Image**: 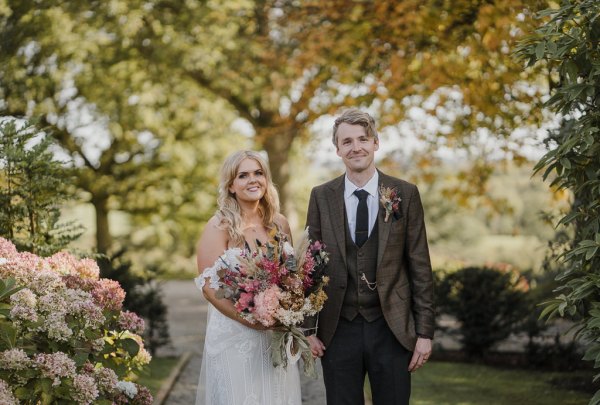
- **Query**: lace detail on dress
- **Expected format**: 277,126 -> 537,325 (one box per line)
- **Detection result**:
195,249 -> 301,405
194,247 -> 244,290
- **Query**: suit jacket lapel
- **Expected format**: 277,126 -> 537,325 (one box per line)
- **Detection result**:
327,175 -> 347,267
377,173 -> 393,268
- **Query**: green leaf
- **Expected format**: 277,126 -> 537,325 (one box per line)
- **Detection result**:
586,246 -> 598,260
535,41 -> 546,59
73,352 -> 90,366
121,337 -> 140,357
564,60 -> 578,82
0,278 -> 24,301
0,322 -> 17,348
14,387 -> 31,400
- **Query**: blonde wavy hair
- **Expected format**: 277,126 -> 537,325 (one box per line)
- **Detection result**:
216,150 -> 280,248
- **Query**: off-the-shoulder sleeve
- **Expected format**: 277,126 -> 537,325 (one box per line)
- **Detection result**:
193,248 -> 244,291
194,263 -> 221,290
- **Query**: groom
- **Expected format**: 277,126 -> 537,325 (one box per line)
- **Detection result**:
305,108 -> 435,405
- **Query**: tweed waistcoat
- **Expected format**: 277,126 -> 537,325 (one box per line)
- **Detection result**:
340,215 -> 382,322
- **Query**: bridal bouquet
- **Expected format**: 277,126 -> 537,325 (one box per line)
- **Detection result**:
209,229 -> 329,377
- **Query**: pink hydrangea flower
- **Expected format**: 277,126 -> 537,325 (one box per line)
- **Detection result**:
34,352 -> 76,386
253,285 -> 281,327
118,311 -> 145,334
72,373 -> 99,404
91,279 -> 126,311
0,379 -> 17,405
0,348 -> 31,370
94,367 -> 118,395
0,238 -> 18,260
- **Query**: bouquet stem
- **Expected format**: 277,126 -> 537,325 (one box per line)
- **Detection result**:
271,327 -> 317,378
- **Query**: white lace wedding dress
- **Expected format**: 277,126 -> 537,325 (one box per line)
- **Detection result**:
194,249 -> 302,405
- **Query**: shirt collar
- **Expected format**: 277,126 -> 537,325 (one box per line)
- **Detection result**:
344,171 -> 379,199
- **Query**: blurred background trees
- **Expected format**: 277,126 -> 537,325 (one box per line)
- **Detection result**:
1,0 -> 551,259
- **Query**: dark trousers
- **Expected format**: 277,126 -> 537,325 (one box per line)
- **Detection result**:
321,315 -> 412,405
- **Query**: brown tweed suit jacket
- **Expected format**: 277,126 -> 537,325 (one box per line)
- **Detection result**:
306,170 -> 435,351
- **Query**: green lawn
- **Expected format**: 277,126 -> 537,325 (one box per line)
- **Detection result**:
136,356 -> 180,397
366,361 -> 591,405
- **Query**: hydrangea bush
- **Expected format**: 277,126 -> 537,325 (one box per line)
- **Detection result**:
0,238 -> 152,404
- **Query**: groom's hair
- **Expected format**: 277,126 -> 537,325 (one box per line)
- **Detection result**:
332,108 -> 379,147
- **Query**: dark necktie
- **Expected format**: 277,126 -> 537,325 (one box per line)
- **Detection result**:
353,189 -> 369,247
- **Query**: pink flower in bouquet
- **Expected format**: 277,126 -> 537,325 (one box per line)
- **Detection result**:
253,284 -> 281,327
239,279 -> 261,293
234,292 -> 254,312
260,256 -> 284,284
301,253 -> 316,288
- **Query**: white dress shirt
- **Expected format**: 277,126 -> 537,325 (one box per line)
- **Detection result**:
344,172 -> 379,243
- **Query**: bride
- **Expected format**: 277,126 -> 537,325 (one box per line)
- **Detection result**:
194,150 -> 301,405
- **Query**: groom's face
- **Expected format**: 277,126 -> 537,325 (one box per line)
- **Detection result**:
335,123 -> 379,174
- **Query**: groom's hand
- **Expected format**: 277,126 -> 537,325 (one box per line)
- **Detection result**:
307,335 -> 326,358
408,337 -> 432,372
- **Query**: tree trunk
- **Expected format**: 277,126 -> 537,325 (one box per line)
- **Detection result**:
92,195 -> 112,254
261,127 -> 296,225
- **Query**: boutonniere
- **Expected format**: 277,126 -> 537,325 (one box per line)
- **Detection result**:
379,185 -> 402,222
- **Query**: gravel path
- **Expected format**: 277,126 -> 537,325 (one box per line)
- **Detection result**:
157,280 -> 326,405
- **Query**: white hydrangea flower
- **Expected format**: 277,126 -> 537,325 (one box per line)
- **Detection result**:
116,380 -> 138,399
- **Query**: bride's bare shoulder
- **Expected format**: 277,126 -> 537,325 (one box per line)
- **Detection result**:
197,216 -> 228,253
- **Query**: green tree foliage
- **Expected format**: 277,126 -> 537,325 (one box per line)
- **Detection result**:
0,0 -> 552,257
0,0 -> 242,255
111,0 -> 548,210
436,266 -> 530,358
0,119 -> 81,256
516,1 -> 600,402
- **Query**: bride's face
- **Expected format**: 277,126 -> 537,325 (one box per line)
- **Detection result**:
229,158 -> 267,203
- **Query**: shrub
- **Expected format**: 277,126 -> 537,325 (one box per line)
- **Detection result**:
98,250 -> 170,356
0,238 -> 152,404
436,265 -> 530,358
